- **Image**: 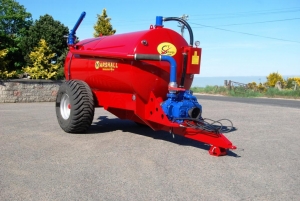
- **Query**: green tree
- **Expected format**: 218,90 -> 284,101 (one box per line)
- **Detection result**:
22,39 -> 59,80
93,9 -> 116,37
20,14 -> 69,64
55,48 -> 68,80
265,72 -> 286,88
0,0 -> 33,71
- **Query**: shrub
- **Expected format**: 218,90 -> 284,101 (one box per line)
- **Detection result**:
265,72 -> 286,88
54,66 -> 65,80
0,49 -> 17,79
247,82 -> 257,90
286,77 -> 300,89
22,39 -> 59,79
257,83 -> 267,93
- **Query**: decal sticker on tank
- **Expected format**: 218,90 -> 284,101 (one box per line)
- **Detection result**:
95,61 -> 118,71
157,42 -> 177,56
192,51 -> 200,65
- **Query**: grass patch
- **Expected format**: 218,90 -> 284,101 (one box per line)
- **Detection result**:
228,88 -> 263,98
191,86 -> 228,95
264,88 -> 300,99
191,85 -> 300,99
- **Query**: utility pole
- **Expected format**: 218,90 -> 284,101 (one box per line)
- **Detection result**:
178,14 -> 189,36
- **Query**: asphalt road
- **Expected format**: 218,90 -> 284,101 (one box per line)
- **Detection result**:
1,96 -> 300,200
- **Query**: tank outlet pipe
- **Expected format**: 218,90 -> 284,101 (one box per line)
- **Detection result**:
68,12 -> 86,46
163,17 -> 194,46
134,54 -> 178,90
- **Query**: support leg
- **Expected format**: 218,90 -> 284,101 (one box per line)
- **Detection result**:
209,146 -> 227,156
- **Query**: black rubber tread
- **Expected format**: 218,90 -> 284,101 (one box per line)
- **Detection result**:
56,80 -> 95,133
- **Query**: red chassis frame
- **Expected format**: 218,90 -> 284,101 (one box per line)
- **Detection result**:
93,90 -> 237,156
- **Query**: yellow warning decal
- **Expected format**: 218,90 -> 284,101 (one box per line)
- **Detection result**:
157,42 -> 177,56
192,51 -> 200,65
95,61 -> 118,71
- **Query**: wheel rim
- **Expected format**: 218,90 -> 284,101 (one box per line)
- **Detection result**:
60,93 -> 71,120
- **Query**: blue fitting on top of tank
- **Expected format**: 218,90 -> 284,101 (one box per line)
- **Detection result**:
155,16 -> 163,27
161,55 -> 176,83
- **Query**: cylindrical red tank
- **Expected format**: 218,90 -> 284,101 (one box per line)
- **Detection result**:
65,26 -> 194,104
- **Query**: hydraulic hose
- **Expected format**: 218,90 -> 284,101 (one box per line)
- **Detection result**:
163,17 -> 194,46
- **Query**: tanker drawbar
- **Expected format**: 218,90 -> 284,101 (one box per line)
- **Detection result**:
55,12 -> 237,156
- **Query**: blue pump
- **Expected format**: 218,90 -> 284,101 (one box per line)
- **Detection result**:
161,90 -> 202,123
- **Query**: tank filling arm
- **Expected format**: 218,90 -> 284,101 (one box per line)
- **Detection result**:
68,12 -> 86,46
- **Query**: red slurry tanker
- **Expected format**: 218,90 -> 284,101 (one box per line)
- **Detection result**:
55,12 -> 236,156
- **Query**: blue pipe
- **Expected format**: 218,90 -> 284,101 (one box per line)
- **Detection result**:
134,54 -> 177,84
161,55 -> 176,83
68,12 -> 86,45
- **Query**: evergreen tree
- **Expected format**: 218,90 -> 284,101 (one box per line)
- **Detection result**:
22,39 -> 59,80
93,9 -> 116,37
20,14 -> 69,64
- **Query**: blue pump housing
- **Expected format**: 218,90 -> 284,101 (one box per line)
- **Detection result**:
161,90 -> 202,123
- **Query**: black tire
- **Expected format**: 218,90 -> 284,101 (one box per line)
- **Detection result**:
56,80 -> 94,133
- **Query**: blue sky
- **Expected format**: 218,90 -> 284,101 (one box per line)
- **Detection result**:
17,0 -> 300,77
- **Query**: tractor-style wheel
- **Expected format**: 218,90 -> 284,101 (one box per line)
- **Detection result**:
56,80 -> 94,133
